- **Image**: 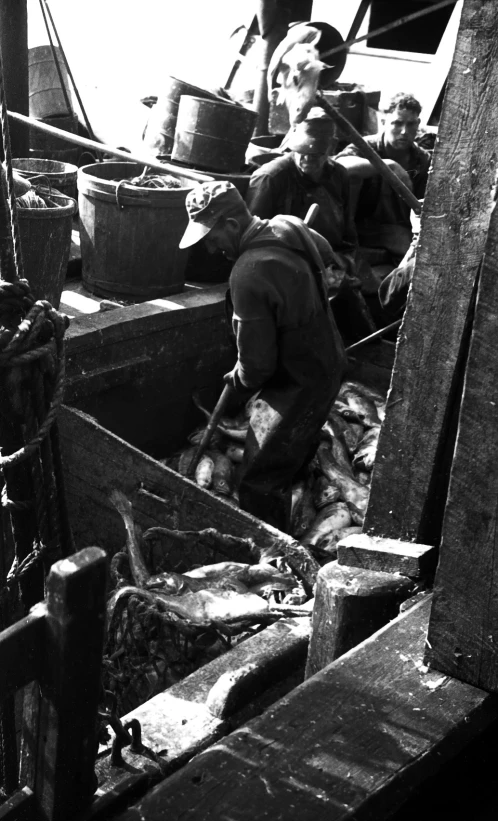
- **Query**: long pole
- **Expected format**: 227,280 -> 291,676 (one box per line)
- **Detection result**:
7,110 -> 214,183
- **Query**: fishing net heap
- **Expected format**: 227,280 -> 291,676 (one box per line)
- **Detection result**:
166,378 -> 386,562
113,173 -> 183,190
103,491 -> 307,716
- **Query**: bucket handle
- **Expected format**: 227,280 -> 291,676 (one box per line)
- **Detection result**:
28,174 -> 53,200
114,179 -> 148,210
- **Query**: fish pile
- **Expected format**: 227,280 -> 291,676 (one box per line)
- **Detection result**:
165,379 -> 386,562
105,490 -> 308,713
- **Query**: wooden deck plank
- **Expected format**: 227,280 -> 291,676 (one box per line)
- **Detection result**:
116,597 -> 498,821
426,192 -> 498,692
364,0 -> 498,544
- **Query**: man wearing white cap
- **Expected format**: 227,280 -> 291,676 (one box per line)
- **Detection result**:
246,107 -> 357,278
245,108 -> 376,341
179,181 -> 347,533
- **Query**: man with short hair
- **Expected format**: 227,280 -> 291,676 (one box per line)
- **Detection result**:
179,181 -> 347,533
335,92 -> 431,262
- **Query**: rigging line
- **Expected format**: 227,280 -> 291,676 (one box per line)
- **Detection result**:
41,0 -> 98,145
320,0 -> 458,60
38,0 -> 73,118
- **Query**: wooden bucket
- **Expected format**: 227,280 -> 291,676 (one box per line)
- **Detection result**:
78,162 -> 194,301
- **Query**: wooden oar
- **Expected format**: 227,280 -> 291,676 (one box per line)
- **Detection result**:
188,202 -> 321,479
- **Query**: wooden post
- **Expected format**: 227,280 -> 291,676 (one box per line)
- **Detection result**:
305,562 -> 413,679
0,0 -> 29,158
29,547 -> 107,821
425,200 -> 498,692
363,0 -> 498,545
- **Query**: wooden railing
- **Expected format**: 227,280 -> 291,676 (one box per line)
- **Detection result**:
0,547 -> 107,821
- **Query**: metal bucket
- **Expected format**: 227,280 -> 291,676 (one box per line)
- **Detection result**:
142,76 -> 221,158
172,96 -> 257,173
28,45 -> 73,119
29,112 -> 80,164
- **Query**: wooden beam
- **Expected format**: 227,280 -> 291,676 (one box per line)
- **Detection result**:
425,193 -> 498,692
364,0 -> 498,544
58,405 -> 320,590
305,561 -> 413,678
113,597 -> 498,821
337,533 -> 436,578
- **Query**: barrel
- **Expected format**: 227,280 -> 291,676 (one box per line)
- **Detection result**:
246,135 -> 284,168
172,96 -> 257,173
29,112 -> 80,164
18,193 -> 77,308
142,76 -> 221,158
28,45 -> 73,119
78,162 -> 194,301
13,158 -> 78,201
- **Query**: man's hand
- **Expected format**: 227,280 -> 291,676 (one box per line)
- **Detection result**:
223,367 -> 254,397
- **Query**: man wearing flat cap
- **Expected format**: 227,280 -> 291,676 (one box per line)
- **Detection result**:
245,108 -> 376,340
179,180 -> 347,534
246,108 -> 357,275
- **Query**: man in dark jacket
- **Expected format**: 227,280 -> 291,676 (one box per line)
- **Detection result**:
179,180 -> 347,533
335,92 -> 431,263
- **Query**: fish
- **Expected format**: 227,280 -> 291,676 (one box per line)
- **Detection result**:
193,393 -> 249,441
344,422 -> 365,455
355,470 -> 371,486
312,474 -> 341,509
339,386 -> 381,429
342,380 -> 387,423
291,480 -> 305,524
178,446 -> 197,476
332,399 -> 365,426
212,451 -> 234,496
317,442 -> 370,513
195,454 -> 214,489
315,525 -> 363,559
341,380 -> 386,407
353,427 -> 380,472
301,501 -> 352,548
188,426 -> 222,450
225,442 -> 244,463
327,410 -> 363,455
291,479 -> 316,540
321,420 -> 354,477
268,26 -> 327,125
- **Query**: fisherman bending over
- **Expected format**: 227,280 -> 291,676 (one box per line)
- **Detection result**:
245,107 -> 376,341
179,181 -> 347,534
335,92 -> 431,265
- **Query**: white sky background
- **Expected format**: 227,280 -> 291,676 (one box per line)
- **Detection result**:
26,1 -> 456,145
26,0 -> 358,146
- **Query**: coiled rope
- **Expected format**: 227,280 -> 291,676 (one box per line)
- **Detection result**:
0,41 -> 72,799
